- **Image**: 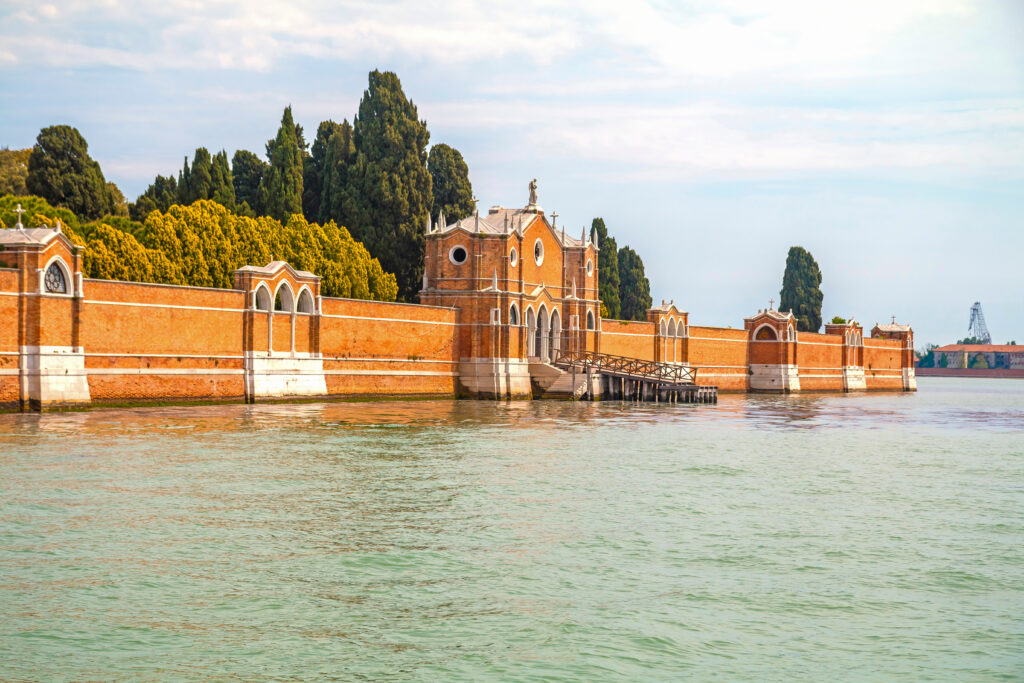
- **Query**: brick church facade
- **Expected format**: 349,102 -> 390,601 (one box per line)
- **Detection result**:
0,188 -> 916,410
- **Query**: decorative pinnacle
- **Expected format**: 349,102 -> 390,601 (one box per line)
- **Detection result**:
551,211 -> 558,228
891,314 -> 897,324
769,297 -> 775,310
14,203 -> 25,230
472,196 -> 479,216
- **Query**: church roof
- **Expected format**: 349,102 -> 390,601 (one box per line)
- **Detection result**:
435,207 -> 589,248
745,308 -> 794,323
873,323 -> 911,333
0,226 -> 66,247
234,261 -> 319,280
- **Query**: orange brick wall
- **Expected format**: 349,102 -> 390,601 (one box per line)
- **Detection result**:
319,297 -> 458,398
600,320 -> 656,360
689,326 -> 749,391
796,332 -> 844,391
864,339 -> 904,390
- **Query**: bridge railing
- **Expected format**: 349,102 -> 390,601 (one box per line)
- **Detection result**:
552,349 -> 698,386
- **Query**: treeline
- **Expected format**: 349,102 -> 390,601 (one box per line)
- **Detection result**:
0,195 -> 396,301
590,218 -> 652,321
131,71 -> 474,300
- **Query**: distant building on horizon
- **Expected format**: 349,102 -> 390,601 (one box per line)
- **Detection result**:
930,344 -> 1024,370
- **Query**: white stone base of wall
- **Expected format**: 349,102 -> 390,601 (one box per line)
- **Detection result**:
246,353 -> 328,399
902,367 -> 917,391
750,363 -> 801,393
19,346 -> 92,408
458,357 -> 533,399
843,366 -> 867,392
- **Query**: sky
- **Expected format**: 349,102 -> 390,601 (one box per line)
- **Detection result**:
1,0 -> 1022,346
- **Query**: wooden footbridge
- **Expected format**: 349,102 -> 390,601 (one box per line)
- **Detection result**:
551,350 -> 718,404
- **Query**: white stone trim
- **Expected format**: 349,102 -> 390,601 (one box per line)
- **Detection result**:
85,299 -> 246,313
319,313 -> 457,326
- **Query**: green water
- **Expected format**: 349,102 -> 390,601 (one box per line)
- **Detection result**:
1,378 -> 1022,681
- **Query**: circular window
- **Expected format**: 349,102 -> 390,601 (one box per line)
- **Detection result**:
449,245 -> 468,265
586,259 -> 593,276
533,239 -> 544,266
509,247 -> 518,267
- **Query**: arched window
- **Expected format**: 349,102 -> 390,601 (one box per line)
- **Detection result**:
787,326 -> 796,342
509,303 -> 520,326
274,283 -> 294,313
550,310 -> 561,358
668,319 -> 676,337
255,285 -> 272,311
659,319 -> 667,336
297,289 -> 314,314
755,325 -> 778,340
537,305 -> 549,361
509,247 -> 518,267
526,307 -> 537,356
586,310 -> 596,331
44,261 -> 67,294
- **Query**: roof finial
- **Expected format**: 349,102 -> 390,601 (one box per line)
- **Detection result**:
891,314 -> 897,324
551,210 -> 558,228
55,219 -> 62,234
439,210 -> 446,231
504,213 -> 509,233
14,203 -> 25,230
581,226 -> 587,245
769,297 -> 775,310
472,196 -> 479,216
425,213 -> 432,235
593,228 -> 599,250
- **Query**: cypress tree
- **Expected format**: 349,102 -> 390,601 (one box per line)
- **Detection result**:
319,120 -> 355,225
184,148 -> 213,203
779,246 -> 823,332
303,120 -> 343,222
232,150 -> 266,216
590,218 -> 621,319
177,156 -> 191,203
618,246 -> 652,321
343,70 -> 432,301
261,106 -> 304,222
26,125 -> 112,219
131,174 -> 178,221
210,150 -> 235,209
428,143 -> 473,221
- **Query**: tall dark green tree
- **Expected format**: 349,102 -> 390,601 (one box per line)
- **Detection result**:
303,120 -> 343,221
618,246 -> 652,321
232,150 -> 266,216
131,175 -> 178,221
210,150 -> 235,208
779,246 -> 823,332
178,148 -> 213,204
590,218 -> 621,319
427,143 -> 473,221
26,125 -> 113,219
343,71 -> 433,300
319,120 -> 355,224
0,148 -> 31,196
261,106 -> 304,222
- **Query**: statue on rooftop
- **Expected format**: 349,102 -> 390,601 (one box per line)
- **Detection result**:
528,178 -> 538,206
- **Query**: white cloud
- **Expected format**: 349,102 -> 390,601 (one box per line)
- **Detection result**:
426,98 -> 1024,179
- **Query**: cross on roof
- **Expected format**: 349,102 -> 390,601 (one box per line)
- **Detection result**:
550,211 -> 558,227
14,203 -> 25,229
891,315 -> 897,324
769,297 -> 775,310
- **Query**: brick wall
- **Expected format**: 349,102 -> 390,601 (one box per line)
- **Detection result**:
689,326 -> 749,391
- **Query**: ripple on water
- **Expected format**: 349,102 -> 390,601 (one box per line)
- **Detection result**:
0,378 -> 1022,680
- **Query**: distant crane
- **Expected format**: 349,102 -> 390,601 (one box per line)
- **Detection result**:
968,302 -> 992,344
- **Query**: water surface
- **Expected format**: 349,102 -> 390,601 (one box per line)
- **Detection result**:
1,378 -> 1022,680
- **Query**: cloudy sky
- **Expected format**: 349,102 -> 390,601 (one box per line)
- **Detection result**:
2,0 -> 1022,345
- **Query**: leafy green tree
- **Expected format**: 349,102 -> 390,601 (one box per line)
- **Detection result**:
590,218 -> 620,319
916,343 -> 938,368
232,150 -> 266,216
969,353 -> 989,369
428,143 -> 473,221
84,223 -> 182,284
957,336 -> 984,345
343,70 -> 432,301
107,182 -> 129,217
261,106 -> 304,222
618,246 -> 651,321
26,125 -> 113,219
830,316 -> 847,324
303,120 -> 343,222
319,120 -> 355,224
0,148 -> 31,195
779,246 -> 823,332
131,175 -> 178,221
0,194 -> 82,235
